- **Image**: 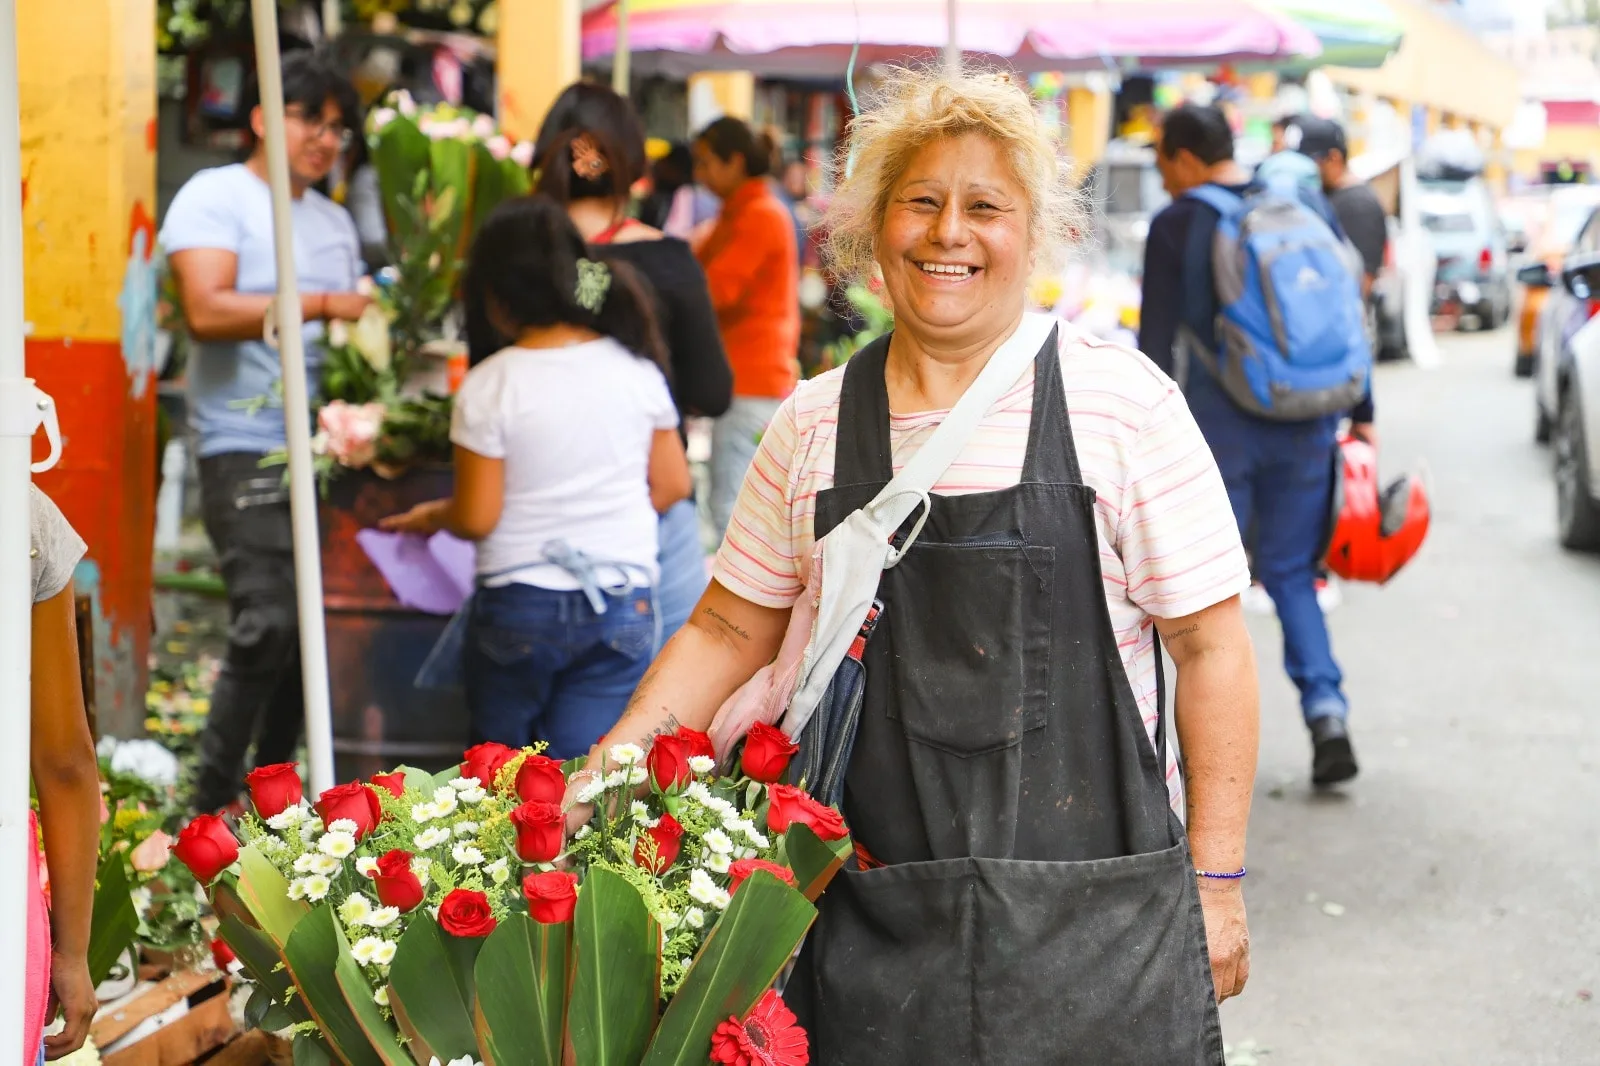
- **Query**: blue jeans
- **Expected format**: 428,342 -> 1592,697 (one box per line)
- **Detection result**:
656,499 -> 707,649
465,583 -> 655,760
710,396 -> 784,545
1187,371 -> 1349,724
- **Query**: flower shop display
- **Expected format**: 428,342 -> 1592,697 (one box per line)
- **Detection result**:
179,733 -> 852,1064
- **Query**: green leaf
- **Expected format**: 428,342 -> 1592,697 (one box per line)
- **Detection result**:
293,1033 -> 335,1066
330,920 -> 412,1065
783,823 -> 854,902
468,142 -> 507,241
474,914 -> 570,1066
396,764 -> 440,796
642,873 -> 817,1066
568,866 -> 661,1066
502,158 -> 532,197
218,912 -> 312,1027
387,912 -> 484,1062
374,116 -> 431,244
87,853 -> 140,987
283,905 -> 388,1066
236,844 -> 310,953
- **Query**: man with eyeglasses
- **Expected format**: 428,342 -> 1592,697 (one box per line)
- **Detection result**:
161,52 -> 371,815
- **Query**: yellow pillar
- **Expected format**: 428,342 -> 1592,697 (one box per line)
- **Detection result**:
688,72 -> 757,130
497,0 -> 581,142
19,0 -> 158,734
1066,86 -> 1112,183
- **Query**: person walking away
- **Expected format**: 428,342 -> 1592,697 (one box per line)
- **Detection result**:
1141,104 -> 1368,787
692,118 -> 800,542
509,82 -> 732,647
383,196 -> 691,760
161,53 -> 371,815
25,486 -> 101,1063
566,68 -> 1259,1062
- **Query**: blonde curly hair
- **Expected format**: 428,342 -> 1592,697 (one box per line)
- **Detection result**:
822,65 -> 1085,287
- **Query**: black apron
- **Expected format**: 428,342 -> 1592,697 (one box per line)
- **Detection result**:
786,331 -> 1224,1064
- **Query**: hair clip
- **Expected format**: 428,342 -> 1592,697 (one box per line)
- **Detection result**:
571,133 -> 609,179
575,258 -> 612,313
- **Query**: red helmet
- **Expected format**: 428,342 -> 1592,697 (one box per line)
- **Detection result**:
1323,436 -> 1430,584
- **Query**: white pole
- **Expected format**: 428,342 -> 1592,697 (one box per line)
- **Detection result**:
250,0 -> 338,797
613,0 -> 630,97
944,0 -> 959,74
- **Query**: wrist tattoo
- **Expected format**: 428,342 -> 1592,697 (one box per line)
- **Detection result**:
701,607 -> 750,641
643,714 -> 681,744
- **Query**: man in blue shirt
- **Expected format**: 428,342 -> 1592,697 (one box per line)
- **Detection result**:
1139,104 -> 1362,788
162,52 -> 371,814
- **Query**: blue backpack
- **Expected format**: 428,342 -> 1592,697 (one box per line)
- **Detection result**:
1179,183 -> 1371,421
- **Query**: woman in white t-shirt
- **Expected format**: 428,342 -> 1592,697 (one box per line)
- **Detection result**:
383,196 -> 691,759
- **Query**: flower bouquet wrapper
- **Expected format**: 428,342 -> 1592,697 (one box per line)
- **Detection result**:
184,742 -> 852,1065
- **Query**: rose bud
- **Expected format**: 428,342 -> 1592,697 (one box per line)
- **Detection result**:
211,937 -> 238,971
766,784 -> 849,841
523,870 -> 580,925
372,849 -> 426,913
461,742 -> 518,790
633,813 -> 684,874
740,723 -> 799,784
244,762 -> 303,820
314,782 -> 383,840
515,755 -> 566,806
675,727 -> 716,763
369,772 -> 407,799
728,858 -> 797,895
438,888 -> 497,938
646,734 -> 692,794
173,814 -> 240,884
509,801 -> 565,863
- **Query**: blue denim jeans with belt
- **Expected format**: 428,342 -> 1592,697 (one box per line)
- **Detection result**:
1186,367 -> 1349,724
465,581 -> 656,760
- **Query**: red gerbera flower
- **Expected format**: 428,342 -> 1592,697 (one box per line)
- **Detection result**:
709,989 -> 808,1066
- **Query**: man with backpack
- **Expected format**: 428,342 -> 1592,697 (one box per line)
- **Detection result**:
1140,104 -> 1370,787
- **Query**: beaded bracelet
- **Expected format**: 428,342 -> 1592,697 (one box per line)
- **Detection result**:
1195,867 -> 1247,880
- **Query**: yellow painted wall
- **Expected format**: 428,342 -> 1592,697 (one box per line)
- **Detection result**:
1512,123 -> 1600,180
497,0 -> 581,142
689,72 -> 757,122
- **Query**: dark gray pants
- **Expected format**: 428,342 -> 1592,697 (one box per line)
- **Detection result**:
194,452 -> 303,813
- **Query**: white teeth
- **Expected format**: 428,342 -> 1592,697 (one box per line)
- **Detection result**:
918,262 -> 972,276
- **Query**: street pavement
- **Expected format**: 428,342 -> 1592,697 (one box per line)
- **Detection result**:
1217,326 -> 1600,1064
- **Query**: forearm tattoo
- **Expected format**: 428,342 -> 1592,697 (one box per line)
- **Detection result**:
701,606 -> 750,641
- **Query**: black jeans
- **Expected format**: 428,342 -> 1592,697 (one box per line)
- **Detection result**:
194,452 -> 304,812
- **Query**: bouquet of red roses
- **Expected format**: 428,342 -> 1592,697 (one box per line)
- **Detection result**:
175,724 -> 848,1065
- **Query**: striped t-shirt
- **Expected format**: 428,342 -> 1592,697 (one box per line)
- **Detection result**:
711,324 -> 1251,810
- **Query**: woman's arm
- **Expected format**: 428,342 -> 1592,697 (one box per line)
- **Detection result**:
661,248 -> 734,418
30,581 -> 100,1057
648,429 -> 693,515
379,445 -> 504,540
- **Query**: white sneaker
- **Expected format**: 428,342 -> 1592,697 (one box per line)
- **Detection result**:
1241,582 -> 1275,616
1315,576 -> 1342,613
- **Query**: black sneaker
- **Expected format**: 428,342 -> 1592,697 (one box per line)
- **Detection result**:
1310,716 -> 1359,787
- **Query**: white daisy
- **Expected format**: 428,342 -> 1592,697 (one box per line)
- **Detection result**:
628,766 -> 649,787
576,779 -> 606,804
705,852 -> 732,874
574,825 -> 593,840
302,875 -> 332,902
373,986 -> 390,1007
431,787 -> 459,817
449,777 -> 480,792
339,894 -> 373,927
458,786 -> 488,805
630,801 -> 651,825
356,857 -> 380,878
327,819 -> 359,836
604,770 -> 626,789
372,939 -> 398,966
266,805 -> 306,830
659,910 -> 680,930
318,831 -> 356,859
365,906 -> 401,929
684,782 -> 714,805
411,857 -> 432,884
608,743 -> 645,765
689,755 -> 716,775
302,818 -> 324,837
308,854 -> 341,876
684,906 -> 706,929
411,802 -> 438,823
292,853 -> 318,874
452,843 -> 485,866
725,818 -> 769,848
351,936 -> 385,966
454,821 -> 480,837
688,868 -> 723,906
485,858 -> 510,885
414,826 -> 451,850
287,877 -> 309,901
703,829 -> 734,855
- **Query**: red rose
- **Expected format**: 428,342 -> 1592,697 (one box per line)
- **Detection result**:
766,784 -> 848,842
676,727 -> 716,763
741,723 -> 800,784
509,801 -> 565,863
314,782 -> 383,840
172,814 -> 240,884
244,763 -> 302,820
373,849 -> 426,913
633,813 -> 684,874
369,772 -> 407,799
646,734 -> 692,793
210,937 -> 237,971
522,870 -> 580,924
438,888 -> 497,938
728,858 -> 797,895
461,743 -> 518,790
515,755 -> 566,806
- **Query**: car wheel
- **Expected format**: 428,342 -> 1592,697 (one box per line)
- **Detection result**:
1555,391 -> 1600,551
1537,402 -> 1553,444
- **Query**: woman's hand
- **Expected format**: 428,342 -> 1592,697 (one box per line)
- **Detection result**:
44,949 -> 95,1059
379,498 -> 451,535
1198,881 -> 1250,1001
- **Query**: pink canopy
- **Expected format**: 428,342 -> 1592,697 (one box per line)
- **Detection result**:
582,0 -> 1322,78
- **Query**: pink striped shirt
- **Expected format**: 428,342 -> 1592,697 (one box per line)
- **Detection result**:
712,324 -> 1251,809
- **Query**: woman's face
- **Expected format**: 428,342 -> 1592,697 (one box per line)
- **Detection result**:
877,133 -> 1031,353
692,139 -> 746,200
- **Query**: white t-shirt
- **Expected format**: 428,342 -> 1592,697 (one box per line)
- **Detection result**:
712,324 -> 1251,811
451,338 -> 679,590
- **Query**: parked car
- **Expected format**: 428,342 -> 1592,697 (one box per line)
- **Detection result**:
1520,245 -> 1600,549
1421,177 -> 1513,329
1512,190 -> 1600,376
